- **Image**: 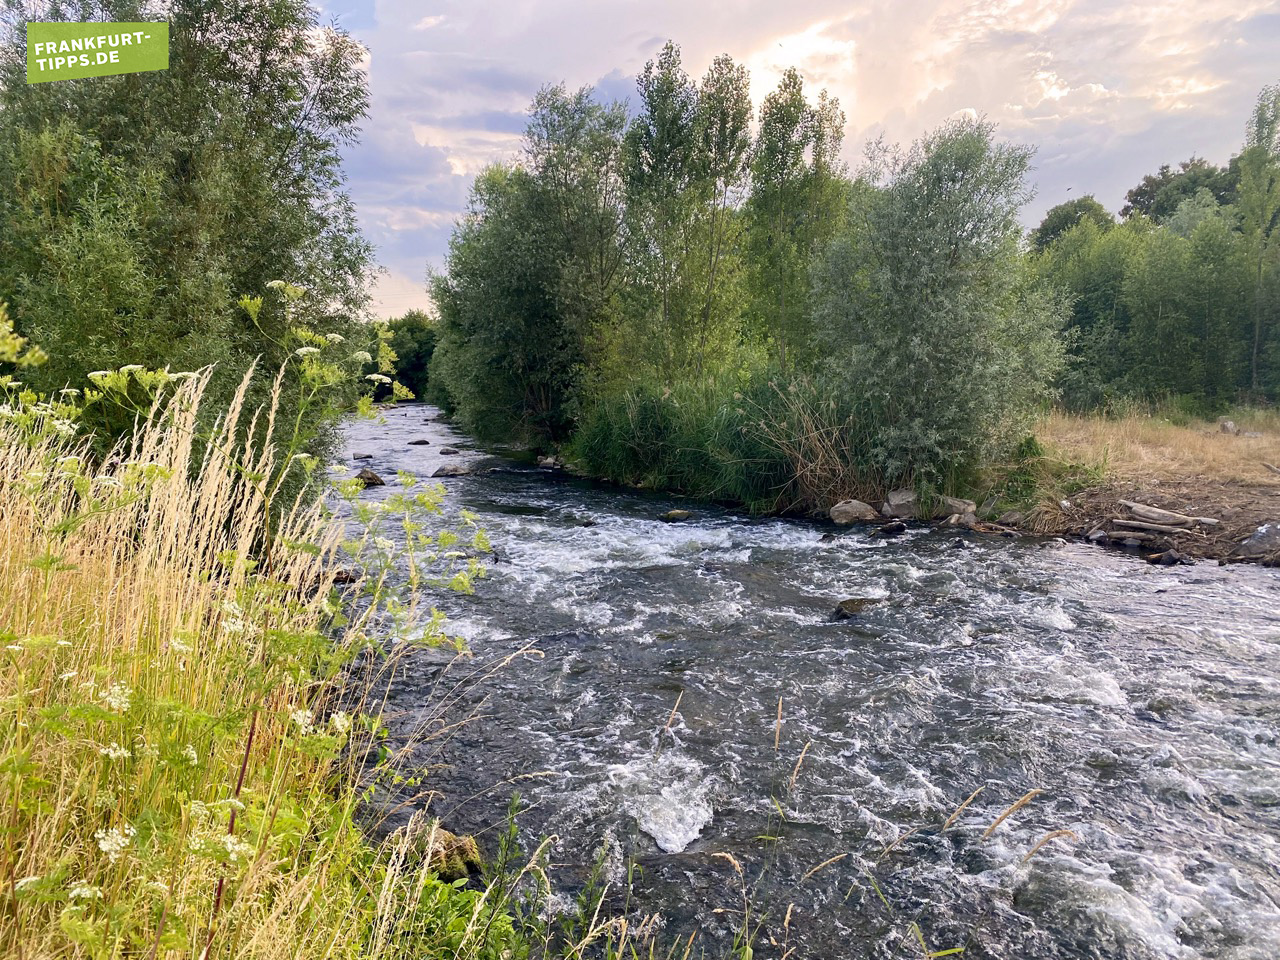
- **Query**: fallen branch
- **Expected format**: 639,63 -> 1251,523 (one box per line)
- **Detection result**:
1112,519 -> 1197,536
1118,499 -> 1219,527
1263,462 -> 1280,477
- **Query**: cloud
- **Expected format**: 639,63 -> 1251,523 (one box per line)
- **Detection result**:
325,0 -> 1280,317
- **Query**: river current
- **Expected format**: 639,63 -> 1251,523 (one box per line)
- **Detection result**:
341,406 -> 1280,960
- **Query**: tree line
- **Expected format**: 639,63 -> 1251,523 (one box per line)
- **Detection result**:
1034,85 -> 1280,411
424,49 -> 1279,508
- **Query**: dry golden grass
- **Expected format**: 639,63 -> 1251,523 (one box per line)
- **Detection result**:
1038,408 -> 1280,487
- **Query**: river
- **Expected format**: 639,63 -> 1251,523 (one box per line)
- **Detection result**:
341,405 -> 1280,960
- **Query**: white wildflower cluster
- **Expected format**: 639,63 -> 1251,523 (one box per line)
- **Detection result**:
365,373 -> 391,384
170,637 -> 192,656
99,742 -> 131,761
182,743 -> 199,765
68,882 -> 102,900
100,682 -> 132,713
350,350 -> 372,365
221,598 -> 248,636
15,876 -> 40,892
373,536 -> 395,552
294,346 -> 321,357
330,711 -> 352,735
94,823 -> 136,864
222,834 -> 255,864
325,333 -> 345,344
290,707 -> 315,735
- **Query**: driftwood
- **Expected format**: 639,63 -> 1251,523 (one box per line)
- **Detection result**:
1118,499 -> 1219,528
1112,519 -> 1195,536
1263,462 -> 1280,477
1113,531 -> 1158,543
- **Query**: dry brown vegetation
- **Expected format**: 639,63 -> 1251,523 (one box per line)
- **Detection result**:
1038,408 -> 1280,488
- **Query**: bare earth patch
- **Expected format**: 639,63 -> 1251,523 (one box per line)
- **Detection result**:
1033,411 -> 1280,564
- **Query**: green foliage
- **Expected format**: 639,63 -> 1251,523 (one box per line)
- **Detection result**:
811,117 -> 1066,484
1121,155 -> 1239,220
1029,194 -> 1115,250
0,0 -> 373,463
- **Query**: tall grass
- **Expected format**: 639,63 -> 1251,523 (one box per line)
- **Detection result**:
0,367 -> 514,958
569,376 -> 891,514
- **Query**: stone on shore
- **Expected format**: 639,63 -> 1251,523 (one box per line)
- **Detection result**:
830,499 -> 880,524
1232,522 -> 1280,562
881,489 -> 916,518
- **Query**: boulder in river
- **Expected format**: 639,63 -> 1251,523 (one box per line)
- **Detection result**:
355,468 -> 385,487
352,452 -> 373,461
432,464 -> 471,478
939,496 -> 977,519
1146,549 -> 1194,567
830,499 -> 879,524
832,597 -> 881,620
408,439 -> 430,446
439,446 -> 461,455
1231,522 -> 1280,562
659,509 -> 693,523
537,455 -> 561,469
875,520 -> 907,536
881,489 -> 916,518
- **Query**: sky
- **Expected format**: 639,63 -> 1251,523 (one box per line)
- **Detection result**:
315,0 -> 1280,318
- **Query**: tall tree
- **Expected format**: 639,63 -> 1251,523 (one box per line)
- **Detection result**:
0,0 -> 372,451
1237,82 -> 1280,393
746,68 -> 846,369
1121,155 -> 1239,221
812,118 -> 1064,482
1030,195 -> 1115,250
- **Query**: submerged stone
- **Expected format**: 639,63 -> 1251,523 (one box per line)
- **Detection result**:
432,463 -> 471,478
659,509 -> 693,523
833,597 -> 881,620
355,467 -> 385,487
408,438 -> 430,446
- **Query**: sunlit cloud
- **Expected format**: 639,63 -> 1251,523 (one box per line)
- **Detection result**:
323,0 -> 1280,317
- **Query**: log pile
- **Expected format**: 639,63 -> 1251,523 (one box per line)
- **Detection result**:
1089,500 -> 1220,553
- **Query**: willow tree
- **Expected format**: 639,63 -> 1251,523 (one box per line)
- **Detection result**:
812,118 -> 1065,483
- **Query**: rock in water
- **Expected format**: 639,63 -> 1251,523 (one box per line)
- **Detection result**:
832,597 -> 881,620
881,489 -> 916,518
355,468 -> 385,487
537,455 -> 560,468
351,452 -> 373,461
408,439 -> 430,446
939,495 -> 977,518
1146,549 -> 1193,566
439,446 -> 460,455
830,499 -> 880,524
431,464 -> 471,478
875,520 -> 907,536
659,509 -> 693,523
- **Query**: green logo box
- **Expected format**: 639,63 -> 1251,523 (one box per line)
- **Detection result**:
27,21 -> 168,84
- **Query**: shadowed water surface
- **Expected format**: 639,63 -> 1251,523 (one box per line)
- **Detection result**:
340,406 -> 1280,960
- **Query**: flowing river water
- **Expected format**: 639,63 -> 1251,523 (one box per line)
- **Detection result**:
341,406 -> 1280,960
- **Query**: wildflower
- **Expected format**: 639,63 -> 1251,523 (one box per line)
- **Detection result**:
325,332 -> 345,343
330,711 -> 352,735
87,371 -> 111,379
350,350 -> 372,364
94,824 -> 135,864
170,638 -> 192,655
100,682 -> 132,713
58,671 -> 77,680
15,876 -> 40,892
68,882 -> 102,900
365,373 -> 391,384
294,346 -> 321,357
290,708 -> 315,735
182,744 -> 198,765
223,834 -> 255,864
99,742 -> 131,761
373,536 -> 395,552
120,364 -> 143,373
